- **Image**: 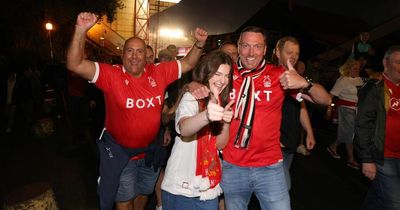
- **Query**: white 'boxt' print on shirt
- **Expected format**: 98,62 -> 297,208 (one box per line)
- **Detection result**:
126,95 -> 162,109
230,89 -> 273,102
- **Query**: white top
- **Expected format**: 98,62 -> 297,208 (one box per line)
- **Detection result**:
161,92 -> 222,200
330,76 -> 364,109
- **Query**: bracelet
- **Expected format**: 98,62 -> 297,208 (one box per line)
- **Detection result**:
194,42 -> 204,50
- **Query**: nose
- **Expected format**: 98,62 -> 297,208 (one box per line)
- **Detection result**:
249,47 -> 255,56
219,75 -> 226,84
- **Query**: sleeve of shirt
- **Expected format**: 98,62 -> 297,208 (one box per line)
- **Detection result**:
175,92 -> 198,135
90,62 -> 113,92
155,60 -> 182,86
330,77 -> 345,96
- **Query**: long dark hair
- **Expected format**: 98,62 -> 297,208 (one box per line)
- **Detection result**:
191,50 -> 233,106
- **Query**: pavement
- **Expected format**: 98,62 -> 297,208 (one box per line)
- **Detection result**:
1,111 -> 369,210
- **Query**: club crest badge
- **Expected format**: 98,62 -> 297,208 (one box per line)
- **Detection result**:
125,79 -> 129,86
148,76 -> 157,87
263,75 -> 271,87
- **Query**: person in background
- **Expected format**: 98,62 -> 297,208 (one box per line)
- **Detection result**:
219,41 -> 238,62
355,45 -> 400,210
327,59 -> 364,170
273,36 -> 320,190
146,45 -> 155,64
167,44 -> 178,59
66,12 -> 208,210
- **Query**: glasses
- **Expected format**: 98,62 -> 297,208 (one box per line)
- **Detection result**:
238,43 -> 265,51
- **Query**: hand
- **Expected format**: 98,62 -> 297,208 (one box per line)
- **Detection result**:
193,27 -> 208,44
362,163 -> 377,180
206,87 -> 224,122
163,129 -> 172,146
222,101 -> 235,124
279,59 -> 308,89
76,12 -> 98,32
305,135 -> 316,150
186,82 -> 209,100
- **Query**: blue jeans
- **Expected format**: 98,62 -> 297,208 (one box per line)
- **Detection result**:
162,190 -> 218,210
115,158 -> 160,202
362,158 -> 400,210
221,160 -> 290,210
337,106 -> 356,144
283,151 -> 294,190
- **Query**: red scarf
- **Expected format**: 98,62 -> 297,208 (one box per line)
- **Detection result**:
195,100 -> 221,189
234,58 -> 266,148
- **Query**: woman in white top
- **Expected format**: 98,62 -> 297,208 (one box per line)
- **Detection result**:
327,59 -> 364,169
161,50 -> 234,210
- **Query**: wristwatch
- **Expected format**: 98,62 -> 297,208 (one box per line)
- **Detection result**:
301,77 -> 313,93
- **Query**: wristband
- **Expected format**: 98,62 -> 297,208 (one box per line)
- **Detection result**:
194,42 -> 204,50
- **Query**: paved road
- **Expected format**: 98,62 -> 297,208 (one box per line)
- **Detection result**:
1,116 -> 368,210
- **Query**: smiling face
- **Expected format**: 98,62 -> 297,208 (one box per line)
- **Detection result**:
238,32 -> 266,69
122,38 -> 147,77
208,64 -> 231,94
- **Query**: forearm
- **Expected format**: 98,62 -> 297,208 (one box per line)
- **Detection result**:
67,27 -> 86,72
66,27 -> 95,80
178,110 -> 209,137
180,41 -> 205,74
300,102 -> 313,136
306,83 -> 331,106
216,123 -> 230,150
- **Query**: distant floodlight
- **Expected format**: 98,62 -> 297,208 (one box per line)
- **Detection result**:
45,22 -> 53,31
159,28 -> 184,39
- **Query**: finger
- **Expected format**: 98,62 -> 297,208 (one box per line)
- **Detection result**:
224,100 -> 235,111
210,87 -> 220,104
287,59 -> 295,71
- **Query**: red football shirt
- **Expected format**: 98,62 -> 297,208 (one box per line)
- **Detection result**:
223,64 -> 285,167
93,61 -> 181,148
383,75 -> 400,158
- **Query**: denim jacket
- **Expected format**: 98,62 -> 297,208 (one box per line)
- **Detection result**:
355,79 -> 389,165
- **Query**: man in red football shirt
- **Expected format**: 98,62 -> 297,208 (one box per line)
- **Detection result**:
67,12 -> 208,210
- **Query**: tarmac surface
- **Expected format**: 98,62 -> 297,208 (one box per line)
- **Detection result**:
1,112 -> 369,210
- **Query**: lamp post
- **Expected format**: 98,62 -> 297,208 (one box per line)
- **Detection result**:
45,22 -> 54,62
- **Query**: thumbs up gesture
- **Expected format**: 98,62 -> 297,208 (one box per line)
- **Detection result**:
279,59 -> 308,89
222,100 -> 235,124
206,87 -> 224,122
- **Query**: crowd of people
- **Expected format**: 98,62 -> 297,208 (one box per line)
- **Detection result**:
2,11 -> 399,210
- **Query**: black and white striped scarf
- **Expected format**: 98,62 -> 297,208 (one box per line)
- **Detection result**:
234,58 -> 266,148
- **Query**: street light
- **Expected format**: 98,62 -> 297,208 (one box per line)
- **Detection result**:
45,22 -> 54,62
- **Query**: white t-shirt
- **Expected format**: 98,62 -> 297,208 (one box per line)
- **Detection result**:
161,92 -> 222,200
330,76 -> 364,109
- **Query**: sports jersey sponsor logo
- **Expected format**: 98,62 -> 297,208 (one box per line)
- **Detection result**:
126,95 -> 162,109
230,89 -> 273,101
390,97 -> 400,111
